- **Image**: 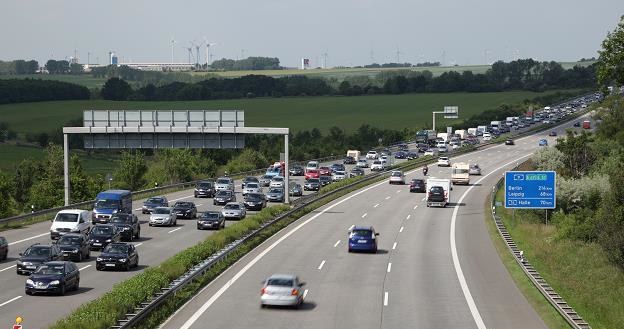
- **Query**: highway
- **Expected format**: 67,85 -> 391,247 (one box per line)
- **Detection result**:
0,156 -> 401,327
159,121 -> 585,329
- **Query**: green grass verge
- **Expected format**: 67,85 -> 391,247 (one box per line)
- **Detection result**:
493,185 -> 624,329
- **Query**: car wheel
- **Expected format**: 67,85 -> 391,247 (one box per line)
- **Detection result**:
78,252 -> 83,262
59,284 -> 66,296
25,289 -> 32,295
135,229 -> 140,239
87,250 -> 91,259
74,278 -> 80,291
125,262 -> 131,271
135,257 -> 139,268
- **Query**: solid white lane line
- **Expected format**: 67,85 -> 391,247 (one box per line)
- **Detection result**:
333,240 -> 341,247
362,213 -> 367,218
196,204 -> 203,207
450,153 -> 531,329
406,214 -> 411,220
0,265 -> 17,272
385,196 -> 391,200
384,292 -> 389,306
387,262 -> 392,273
317,260 -> 326,270
178,175 -> 398,329
303,289 -> 309,300
413,205 -> 418,210
374,203 -> 380,208
348,224 -> 355,231
8,233 -> 48,246
0,296 -> 21,307
399,226 -> 404,233
392,242 -> 397,250
421,197 -> 426,201
79,265 -> 91,271
168,227 -> 182,234
396,190 -> 401,194
134,207 -> 142,211
135,243 -> 143,247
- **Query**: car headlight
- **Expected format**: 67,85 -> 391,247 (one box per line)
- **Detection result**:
71,228 -> 80,232
26,279 -> 34,285
72,249 -> 79,253
49,280 -> 60,285
17,260 -> 23,265
105,239 -> 112,242
97,257 -> 103,261
122,227 -> 130,231
119,258 -> 127,262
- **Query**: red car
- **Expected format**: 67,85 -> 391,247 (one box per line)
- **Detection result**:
305,169 -> 320,180
318,166 -> 332,176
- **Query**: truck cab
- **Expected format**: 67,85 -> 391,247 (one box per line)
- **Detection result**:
451,162 -> 470,185
92,190 -> 132,224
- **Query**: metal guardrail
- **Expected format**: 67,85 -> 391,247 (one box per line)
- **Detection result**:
491,171 -> 591,329
109,102 -> 595,328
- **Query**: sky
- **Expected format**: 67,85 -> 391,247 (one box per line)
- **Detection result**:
1,0 -> 623,68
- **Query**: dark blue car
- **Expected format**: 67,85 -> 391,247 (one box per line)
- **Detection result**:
25,261 -> 80,295
348,226 -> 379,253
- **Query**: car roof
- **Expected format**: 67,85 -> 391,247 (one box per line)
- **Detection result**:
267,273 -> 297,280
57,209 -> 88,215
44,261 -> 68,266
352,225 -> 374,231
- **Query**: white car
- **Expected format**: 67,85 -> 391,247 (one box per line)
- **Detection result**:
50,209 -> 91,240
221,202 -> 246,220
215,177 -> 234,191
438,145 -> 448,153
270,176 -> 285,188
380,155 -> 388,165
370,160 -> 385,171
424,149 -> 438,157
149,207 -> 176,227
243,182 -> 263,196
356,159 -> 369,168
437,157 -> 451,167
482,133 -> 492,141
332,170 -> 347,181
366,151 -> 379,159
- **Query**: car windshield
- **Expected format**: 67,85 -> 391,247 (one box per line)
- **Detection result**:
335,171 -> 345,175
200,212 -> 221,219
431,186 -> 444,193
320,176 -> 330,181
110,214 -> 132,223
269,188 -> 282,194
103,244 -> 128,254
261,175 -> 272,180
216,191 -> 231,197
146,198 -> 164,204
34,265 -> 63,275
308,179 -> 319,183
391,172 -> 402,177
24,247 -> 50,257
307,170 -> 318,174
153,208 -> 171,214
57,236 -> 82,246
224,204 -> 240,210
246,183 -> 259,189
217,178 -> 230,184
245,177 -> 258,182
246,195 -> 262,201
351,229 -> 373,237
267,278 -> 294,287
373,161 -> 381,164
55,213 -> 78,222
272,177 -> 283,182
92,226 -> 113,235
94,199 -> 119,209
175,202 -> 193,209
198,182 -> 212,188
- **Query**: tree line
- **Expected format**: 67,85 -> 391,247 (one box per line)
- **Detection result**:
210,57 -> 281,71
0,79 -> 90,105
0,60 -> 39,74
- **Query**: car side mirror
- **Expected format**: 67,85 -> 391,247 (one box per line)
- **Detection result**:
298,282 -> 306,287
19,252 -> 23,256
375,233 -> 380,236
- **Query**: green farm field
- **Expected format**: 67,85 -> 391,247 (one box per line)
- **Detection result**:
0,74 -> 106,89
0,90 -> 567,136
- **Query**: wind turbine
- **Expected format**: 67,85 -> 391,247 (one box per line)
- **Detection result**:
191,40 -> 204,65
204,39 -> 216,66
181,44 -> 193,64
170,38 -> 176,63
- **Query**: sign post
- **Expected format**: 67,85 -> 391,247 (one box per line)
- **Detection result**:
432,106 -> 459,131
505,171 -> 556,223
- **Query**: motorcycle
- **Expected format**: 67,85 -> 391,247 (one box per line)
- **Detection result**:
423,167 -> 428,176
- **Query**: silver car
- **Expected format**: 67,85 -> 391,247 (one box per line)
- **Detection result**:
149,207 -> 176,227
259,175 -> 273,187
389,170 -> 405,184
260,274 -> 305,308
332,170 -> 347,181
270,176 -> 285,189
215,177 -> 234,191
266,188 -> 285,202
469,164 -> 482,175
221,202 -> 246,220
356,159 -> 369,168
243,182 -> 263,196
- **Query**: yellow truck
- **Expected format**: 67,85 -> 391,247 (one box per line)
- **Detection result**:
451,162 -> 470,185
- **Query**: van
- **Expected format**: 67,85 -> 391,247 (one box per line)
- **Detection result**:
92,190 -> 132,224
306,161 -> 319,173
50,209 -> 91,239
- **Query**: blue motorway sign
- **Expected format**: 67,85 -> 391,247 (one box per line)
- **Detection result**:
504,171 -> 556,209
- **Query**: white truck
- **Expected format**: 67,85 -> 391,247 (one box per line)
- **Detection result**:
454,129 -> 467,140
477,125 -> 487,135
346,150 -> 360,160
426,178 -> 451,208
467,128 -> 477,136
451,162 -> 470,185
437,132 -> 449,143
490,121 -> 502,131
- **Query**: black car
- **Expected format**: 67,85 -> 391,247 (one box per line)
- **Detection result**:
194,181 -> 215,198
573,121 -> 581,127
244,193 -> 267,211
409,179 -> 426,193
242,176 -> 260,188
109,213 -> 141,241
505,138 -> 515,145
343,156 -> 356,165
549,131 -> 558,136
427,186 -> 446,204
96,243 -> 139,271
56,234 -> 90,262
319,176 -> 332,186
394,151 -> 407,159
197,211 -> 226,230
350,167 -> 365,177
17,244 -> 61,275
289,165 -> 305,176
214,190 -> 236,205
417,143 -> 429,152
330,163 -> 346,172
25,261 -> 79,295
406,152 -> 419,160
0,236 -> 7,261
88,224 -> 121,251
142,196 -> 169,214
304,178 -> 321,191
172,201 -> 198,219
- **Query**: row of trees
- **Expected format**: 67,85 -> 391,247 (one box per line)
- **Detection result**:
98,59 -> 596,101
362,62 -> 441,68
210,57 -> 281,71
0,60 -> 39,74
44,60 -> 84,75
0,79 -> 90,104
